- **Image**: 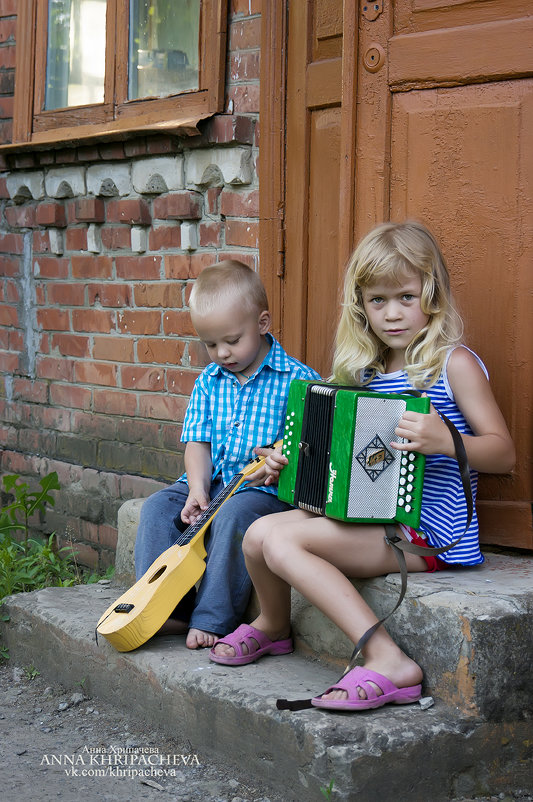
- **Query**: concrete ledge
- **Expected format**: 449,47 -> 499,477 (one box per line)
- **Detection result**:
2,584 -> 532,802
114,499 -> 533,719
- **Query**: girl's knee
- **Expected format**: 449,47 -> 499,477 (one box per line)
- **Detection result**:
243,516 -> 269,558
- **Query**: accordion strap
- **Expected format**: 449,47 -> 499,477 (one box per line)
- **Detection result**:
276,399 -> 473,712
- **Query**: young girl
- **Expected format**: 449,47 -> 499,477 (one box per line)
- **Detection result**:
209,221 -> 515,711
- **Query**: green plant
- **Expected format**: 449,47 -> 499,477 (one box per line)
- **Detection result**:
23,664 -> 40,680
0,472 -> 60,548
320,779 -> 335,799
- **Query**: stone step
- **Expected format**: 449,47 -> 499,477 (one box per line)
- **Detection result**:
1,571 -> 532,801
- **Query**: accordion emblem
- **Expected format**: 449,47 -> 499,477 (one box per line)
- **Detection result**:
277,381 -> 430,527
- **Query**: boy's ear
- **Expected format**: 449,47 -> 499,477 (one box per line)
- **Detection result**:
258,309 -> 271,334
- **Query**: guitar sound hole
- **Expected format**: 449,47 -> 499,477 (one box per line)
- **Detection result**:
148,566 -> 167,583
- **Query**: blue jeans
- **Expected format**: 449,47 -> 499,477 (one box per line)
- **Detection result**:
134,479 -> 292,635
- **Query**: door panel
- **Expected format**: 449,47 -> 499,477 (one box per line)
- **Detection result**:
262,0 -> 532,548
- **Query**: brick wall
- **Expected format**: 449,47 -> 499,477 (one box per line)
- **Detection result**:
0,2 -> 262,570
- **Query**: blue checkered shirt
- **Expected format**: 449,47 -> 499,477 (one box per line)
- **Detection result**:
180,334 -> 321,494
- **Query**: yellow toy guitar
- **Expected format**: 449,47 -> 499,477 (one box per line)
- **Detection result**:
96,442 -> 281,652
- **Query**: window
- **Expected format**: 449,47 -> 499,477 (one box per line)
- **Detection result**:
11,0 -> 227,148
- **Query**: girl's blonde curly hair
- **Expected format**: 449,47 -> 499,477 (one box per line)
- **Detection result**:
331,221 -> 464,389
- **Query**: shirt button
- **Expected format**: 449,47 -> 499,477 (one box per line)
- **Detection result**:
234,422 -> 240,427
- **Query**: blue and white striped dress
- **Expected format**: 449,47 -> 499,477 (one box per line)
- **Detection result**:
365,347 -> 486,566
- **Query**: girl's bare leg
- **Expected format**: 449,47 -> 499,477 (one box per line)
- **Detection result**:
213,508 -> 427,700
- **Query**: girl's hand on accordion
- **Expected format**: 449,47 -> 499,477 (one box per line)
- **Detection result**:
391,401 -> 455,457
246,446 -> 288,487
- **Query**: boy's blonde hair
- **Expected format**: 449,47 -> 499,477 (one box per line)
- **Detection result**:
332,221 -> 464,388
189,260 -> 269,317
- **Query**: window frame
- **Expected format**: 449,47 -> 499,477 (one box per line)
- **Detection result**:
11,0 -> 227,148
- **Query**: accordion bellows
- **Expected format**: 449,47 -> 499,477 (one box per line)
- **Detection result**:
277,381 -> 430,527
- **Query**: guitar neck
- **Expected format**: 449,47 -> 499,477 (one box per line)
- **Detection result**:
174,472 -> 246,546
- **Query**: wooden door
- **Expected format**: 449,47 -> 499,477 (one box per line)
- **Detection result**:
259,1 -> 532,549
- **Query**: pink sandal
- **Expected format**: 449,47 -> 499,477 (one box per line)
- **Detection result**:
311,666 -> 422,711
209,623 -> 293,666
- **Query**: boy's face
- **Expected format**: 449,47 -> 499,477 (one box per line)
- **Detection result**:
191,302 -> 271,378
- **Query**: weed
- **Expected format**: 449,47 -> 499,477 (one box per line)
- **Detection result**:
320,779 -> 335,799
23,664 -> 40,680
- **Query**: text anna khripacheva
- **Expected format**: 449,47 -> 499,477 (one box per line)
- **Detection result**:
40,745 -> 201,779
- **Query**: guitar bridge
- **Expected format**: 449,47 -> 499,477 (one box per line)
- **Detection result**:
114,603 -> 134,613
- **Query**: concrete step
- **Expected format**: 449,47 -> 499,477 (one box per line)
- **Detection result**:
1,558 -> 533,801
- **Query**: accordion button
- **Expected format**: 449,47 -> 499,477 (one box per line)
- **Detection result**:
400,467 -> 407,476
409,453 -> 416,462
405,504 -> 412,513
407,483 -> 413,492
406,494 -> 412,502
398,498 -> 405,506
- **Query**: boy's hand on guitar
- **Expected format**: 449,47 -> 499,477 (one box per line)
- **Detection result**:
246,446 -> 288,487
391,401 -> 455,457
181,488 -> 211,525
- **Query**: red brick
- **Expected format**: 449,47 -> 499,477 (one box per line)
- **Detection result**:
225,219 -> 259,248
121,366 -> 165,391
50,382 -> 92,410
36,356 -> 74,381
137,338 -> 185,364
0,304 -> 18,326
134,282 -> 183,308
87,283 -> 131,307
0,95 -> 13,118
5,205 -> 37,228
0,254 -> 19,275
0,231 -> 23,253
163,310 -> 196,337
12,377 -> 48,403
32,231 -> 51,253
66,227 -> 88,251
72,309 -> 115,333
107,199 -> 151,225
230,51 -> 260,81
153,192 -> 202,221
36,203 -> 67,227
99,142 -> 125,160
148,224 -> 181,250
227,84 -> 260,115
76,146 -> 101,162
199,221 -> 222,247
115,255 -> 161,280
146,136 -> 174,155
33,256 -> 69,279
76,361 -> 118,387
72,255 -> 113,279
188,340 -> 210,367
206,186 -> 223,214
215,250 -> 256,269
189,252 -> 217,277
100,226 -> 131,250
138,393 -> 189,422
229,17 -> 261,49
93,335 -> 134,362
220,188 -> 259,217
47,283 -> 86,306
0,351 -> 19,371
93,388 -> 137,416
0,177 -> 9,198
98,524 -> 118,550
0,43 -> 15,69
74,198 -> 105,222
165,254 -> 191,279
4,278 -> 18,302
51,333 -> 90,358
37,307 -> 70,332
167,368 -> 199,395
117,310 -> 162,335
124,139 -> 147,158
202,115 -> 255,146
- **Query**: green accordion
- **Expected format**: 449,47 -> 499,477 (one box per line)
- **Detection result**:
277,381 -> 430,528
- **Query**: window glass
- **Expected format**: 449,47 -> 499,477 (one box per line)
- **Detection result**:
129,0 -> 200,100
45,0 -> 107,110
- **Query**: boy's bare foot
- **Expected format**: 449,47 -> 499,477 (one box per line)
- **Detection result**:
186,628 -> 220,649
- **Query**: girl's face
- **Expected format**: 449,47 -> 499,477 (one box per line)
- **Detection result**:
361,271 -> 429,369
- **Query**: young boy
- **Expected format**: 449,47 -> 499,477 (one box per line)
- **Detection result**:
134,260 -> 320,649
